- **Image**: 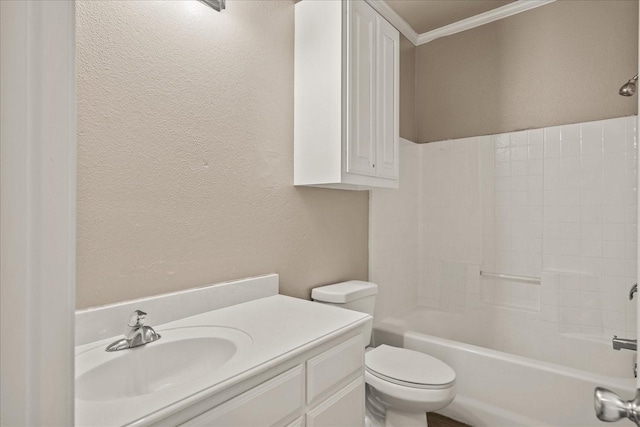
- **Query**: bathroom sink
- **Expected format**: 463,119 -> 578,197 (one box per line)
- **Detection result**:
76,326 -> 252,402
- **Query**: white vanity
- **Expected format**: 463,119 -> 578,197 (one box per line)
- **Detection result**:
75,275 -> 370,426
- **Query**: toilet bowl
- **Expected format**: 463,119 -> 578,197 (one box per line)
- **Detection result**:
364,345 -> 456,426
311,281 -> 456,426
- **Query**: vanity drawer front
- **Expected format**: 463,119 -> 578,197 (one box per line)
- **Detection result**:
306,377 -> 364,427
306,335 -> 363,403
181,365 -> 303,427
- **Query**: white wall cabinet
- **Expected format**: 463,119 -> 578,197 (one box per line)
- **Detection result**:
294,0 -> 400,190
178,333 -> 365,427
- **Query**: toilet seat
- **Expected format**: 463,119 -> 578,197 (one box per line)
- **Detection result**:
365,345 -> 455,390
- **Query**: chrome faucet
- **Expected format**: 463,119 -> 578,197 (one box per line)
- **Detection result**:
105,310 -> 161,352
613,336 -> 637,352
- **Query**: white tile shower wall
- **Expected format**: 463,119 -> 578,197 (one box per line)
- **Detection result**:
368,116 -> 638,337
419,138 -> 482,312
539,117 -> 638,337
370,140 -> 421,322
444,117 -> 637,335
480,129 -> 543,311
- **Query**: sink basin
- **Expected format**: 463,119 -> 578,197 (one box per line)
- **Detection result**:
76,326 -> 252,402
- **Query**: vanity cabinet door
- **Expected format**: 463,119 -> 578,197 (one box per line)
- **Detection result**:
306,335 -> 363,404
180,366 -> 303,427
306,377 -> 365,427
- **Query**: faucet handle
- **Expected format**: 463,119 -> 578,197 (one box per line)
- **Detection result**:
594,388 -> 640,424
128,310 -> 147,327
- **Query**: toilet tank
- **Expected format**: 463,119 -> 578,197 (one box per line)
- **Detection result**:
311,281 -> 378,346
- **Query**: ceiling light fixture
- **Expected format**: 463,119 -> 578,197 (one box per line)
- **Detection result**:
198,0 -> 225,12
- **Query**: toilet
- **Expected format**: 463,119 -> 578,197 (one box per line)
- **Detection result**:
312,281 -> 456,427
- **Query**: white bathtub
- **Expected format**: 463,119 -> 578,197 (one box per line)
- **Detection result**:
373,307 -> 636,427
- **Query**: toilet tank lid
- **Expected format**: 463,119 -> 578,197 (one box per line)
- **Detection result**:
311,280 -> 378,303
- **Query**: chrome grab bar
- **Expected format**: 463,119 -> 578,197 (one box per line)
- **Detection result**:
479,270 -> 541,284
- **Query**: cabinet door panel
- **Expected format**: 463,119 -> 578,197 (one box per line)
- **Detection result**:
306,377 -> 365,427
347,0 -> 376,177
306,335 -> 363,404
375,16 -> 399,180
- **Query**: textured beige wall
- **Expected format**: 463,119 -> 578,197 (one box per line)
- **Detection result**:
415,0 -> 639,143
399,35 -> 416,142
76,0 -> 368,309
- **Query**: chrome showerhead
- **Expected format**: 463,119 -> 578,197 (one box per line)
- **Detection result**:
619,74 -> 638,96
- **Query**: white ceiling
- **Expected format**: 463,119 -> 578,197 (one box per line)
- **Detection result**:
384,0 -> 517,34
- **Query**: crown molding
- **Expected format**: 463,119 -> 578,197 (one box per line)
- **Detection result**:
416,0 -> 556,45
366,0 -> 556,47
365,0 -> 419,45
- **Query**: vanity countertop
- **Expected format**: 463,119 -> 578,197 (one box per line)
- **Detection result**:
75,294 -> 370,427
